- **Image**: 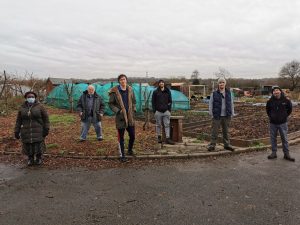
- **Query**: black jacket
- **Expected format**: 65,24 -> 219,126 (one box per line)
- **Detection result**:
152,87 -> 172,113
15,101 -> 50,143
266,94 -> 292,124
77,90 -> 105,122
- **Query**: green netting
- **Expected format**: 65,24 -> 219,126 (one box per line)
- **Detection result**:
46,83 -> 190,115
46,83 -> 88,109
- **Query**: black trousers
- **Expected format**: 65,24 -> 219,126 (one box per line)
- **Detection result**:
117,126 -> 135,158
22,141 -> 44,158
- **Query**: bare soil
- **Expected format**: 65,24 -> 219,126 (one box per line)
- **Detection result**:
0,106 -> 157,157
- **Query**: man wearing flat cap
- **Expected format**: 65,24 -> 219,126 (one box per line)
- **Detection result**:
207,77 -> 234,151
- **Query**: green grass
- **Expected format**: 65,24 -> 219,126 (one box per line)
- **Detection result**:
250,141 -> 266,147
197,133 -> 207,141
192,139 -> 203,143
96,148 -> 107,156
49,114 -> 76,125
46,143 -> 59,149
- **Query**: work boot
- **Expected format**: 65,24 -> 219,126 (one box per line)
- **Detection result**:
224,145 -> 234,151
27,157 -> 34,166
284,153 -> 295,162
157,135 -> 162,144
207,144 -> 215,152
267,152 -> 277,159
166,138 -> 175,145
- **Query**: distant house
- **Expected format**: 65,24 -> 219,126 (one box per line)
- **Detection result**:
46,77 -> 88,93
261,85 -> 278,95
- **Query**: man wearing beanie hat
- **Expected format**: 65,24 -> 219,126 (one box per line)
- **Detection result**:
266,86 -> 295,161
152,79 -> 175,145
207,77 -> 235,151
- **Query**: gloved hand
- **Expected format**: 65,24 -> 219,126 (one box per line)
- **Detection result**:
14,132 -> 20,139
43,128 -> 49,137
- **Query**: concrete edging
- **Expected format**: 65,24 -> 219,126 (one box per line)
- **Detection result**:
1,138 -> 300,160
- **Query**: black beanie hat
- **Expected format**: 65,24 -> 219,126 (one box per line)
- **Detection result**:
24,91 -> 37,98
158,79 -> 165,84
272,86 -> 282,93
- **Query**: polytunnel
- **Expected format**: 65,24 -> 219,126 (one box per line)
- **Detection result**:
46,83 -> 190,115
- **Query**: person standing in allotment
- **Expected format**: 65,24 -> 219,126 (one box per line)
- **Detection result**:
207,77 -> 235,151
77,85 -> 105,142
152,79 -> 175,145
15,91 -> 50,166
109,74 -> 136,162
266,86 -> 295,161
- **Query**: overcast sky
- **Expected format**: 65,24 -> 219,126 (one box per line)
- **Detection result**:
0,0 -> 300,79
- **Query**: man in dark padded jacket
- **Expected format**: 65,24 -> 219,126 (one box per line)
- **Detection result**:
152,79 -> 175,145
266,86 -> 294,161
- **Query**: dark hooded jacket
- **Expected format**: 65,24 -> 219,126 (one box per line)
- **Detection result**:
15,101 -> 50,144
152,87 -> 172,113
266,91 -> 292,124
77,90 -> 105,122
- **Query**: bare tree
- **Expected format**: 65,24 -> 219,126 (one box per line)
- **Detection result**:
279,60 -> 300,91
0,70 -> 14,115
191,70 -> 200,85
214,67 -> 231,79
63,80 -> 75,112
0,70 -> 8,99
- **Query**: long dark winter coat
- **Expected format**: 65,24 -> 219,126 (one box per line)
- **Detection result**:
15,102 -> 50,144
109,85 -> 136,129
77,90 -> 105,122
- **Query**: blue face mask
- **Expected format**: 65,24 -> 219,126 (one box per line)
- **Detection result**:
27,97 -> 35,104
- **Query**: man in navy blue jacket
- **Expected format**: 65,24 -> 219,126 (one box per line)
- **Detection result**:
207,77 -> 234,151
266,86 -> 295,161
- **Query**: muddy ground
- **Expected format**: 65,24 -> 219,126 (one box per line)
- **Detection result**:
0,106 -> 157,158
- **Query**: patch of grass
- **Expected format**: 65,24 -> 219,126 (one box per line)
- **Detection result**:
96,148 -> 106,156
197,133 -> 206,141
49,114 -> 76,125
46,143 -> 59,149
59,150 -> 67,155
250,141 -> 266,147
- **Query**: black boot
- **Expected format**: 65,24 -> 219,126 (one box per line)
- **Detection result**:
166,138 -> 175,145
127,150 -> 135,156
119,157 -> 128,163
207,144 -> 216,152
267,152 -> 277,159
284,152 -> 295,162
224,145 -> 234,151
27,156 -> 34,166
35,155 -> 43,165
157,135 -> 162,143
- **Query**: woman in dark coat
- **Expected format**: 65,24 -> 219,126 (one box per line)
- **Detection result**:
14,91 -> 50,166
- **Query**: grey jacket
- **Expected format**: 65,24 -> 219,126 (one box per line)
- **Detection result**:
77,90 -> 105,122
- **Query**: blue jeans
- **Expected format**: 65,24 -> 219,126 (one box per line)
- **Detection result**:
270,122 -> 289,153
80,117 -> 103,140
154,110 -> 171,138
